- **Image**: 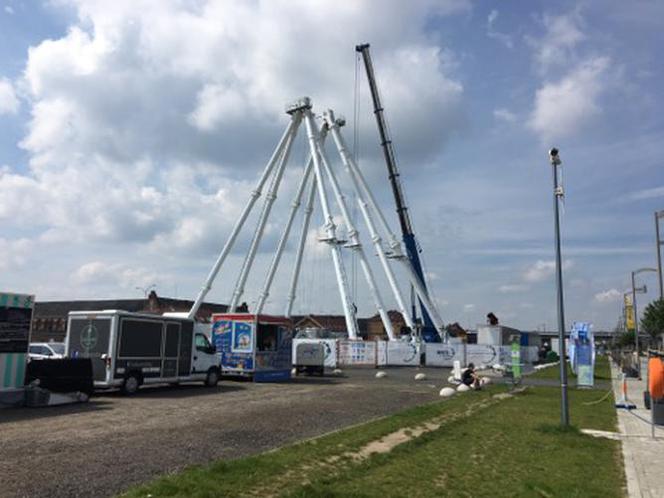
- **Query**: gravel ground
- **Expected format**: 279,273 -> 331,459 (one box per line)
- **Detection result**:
0,367 -> 451,498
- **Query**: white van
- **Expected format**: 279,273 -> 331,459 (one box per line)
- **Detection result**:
65,310 -> 220,394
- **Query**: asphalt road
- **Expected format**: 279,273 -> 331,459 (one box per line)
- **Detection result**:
0,367 -> 450,498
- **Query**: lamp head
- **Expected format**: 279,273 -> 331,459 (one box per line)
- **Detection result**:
549,148 -> 562,166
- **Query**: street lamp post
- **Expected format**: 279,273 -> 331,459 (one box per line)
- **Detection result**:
656,211 -> 664,300
631,268 -> 657,378
548,148 -> 569,427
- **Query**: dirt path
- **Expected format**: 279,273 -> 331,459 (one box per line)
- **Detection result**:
0,368 -> 448,498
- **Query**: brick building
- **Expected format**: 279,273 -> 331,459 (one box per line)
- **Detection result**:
31,291 -> 228,343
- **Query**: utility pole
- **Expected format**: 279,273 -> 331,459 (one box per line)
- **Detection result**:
548,148 -> 569,427
656,210 -> 664,300
631,267 -> 657,378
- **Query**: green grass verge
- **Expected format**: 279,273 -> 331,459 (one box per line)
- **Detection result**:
530,354 -> 612,381
122,382 -> 622,498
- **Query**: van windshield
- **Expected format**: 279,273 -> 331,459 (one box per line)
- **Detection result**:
50,344 -> 65,355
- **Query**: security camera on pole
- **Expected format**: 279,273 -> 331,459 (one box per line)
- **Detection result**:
548,147 -> 569,427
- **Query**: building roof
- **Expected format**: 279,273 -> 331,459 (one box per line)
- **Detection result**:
34,291 -> 228,321
292,314 -> 369,333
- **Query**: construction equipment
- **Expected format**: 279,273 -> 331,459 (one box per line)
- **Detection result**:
179,89 -> 445,344
356,43 -> 442,342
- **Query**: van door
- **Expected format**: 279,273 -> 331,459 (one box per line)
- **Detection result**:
163,322 -> 180,378
68,317 -> 111,383
193,333 -> 216,373
178,321 -> 193,376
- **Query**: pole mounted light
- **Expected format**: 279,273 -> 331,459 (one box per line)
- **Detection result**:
631,267 -> 657,379
655,210 -> 664,300
548,147 -> 569,427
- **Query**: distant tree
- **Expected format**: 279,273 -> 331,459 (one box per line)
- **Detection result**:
617,331 -> 635,348
641,299 -> 664,340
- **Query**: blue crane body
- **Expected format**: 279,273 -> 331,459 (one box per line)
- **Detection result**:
356,43 -> 441,342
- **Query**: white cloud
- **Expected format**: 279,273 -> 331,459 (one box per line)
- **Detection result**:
463,303 -> 475,311
593,288 -> 622,304
486,9 -> 513,49
0,78 -> 19,114
493,108 -> 516,123
71,261 -> 169,291
0,238 -> 30,270
527,12 -> 586,73
4,5 -> 13,15
499,284 -> 528,293
2,0 -> 466,258
523,259 -> 573,282
528,56 -> 610,143
625,186 -> 664,202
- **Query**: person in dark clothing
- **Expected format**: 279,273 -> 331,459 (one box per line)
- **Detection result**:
462,362 -> 481,390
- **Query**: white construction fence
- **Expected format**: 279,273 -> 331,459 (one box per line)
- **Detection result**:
292,339 -> 538,369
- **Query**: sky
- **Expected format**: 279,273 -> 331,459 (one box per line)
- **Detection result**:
1,0 -> 663,332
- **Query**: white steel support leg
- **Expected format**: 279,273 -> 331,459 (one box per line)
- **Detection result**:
258,127 -> 329,315
313,124 -> 395,341
187,116 -> 301,319
325,112 -> 414,332
399,260 -> 444,334
255,162 -> 313,314
324,114 -> 444,338
229,113 -> 302,311
285,174 -> 317,318
303,110 -> 359,340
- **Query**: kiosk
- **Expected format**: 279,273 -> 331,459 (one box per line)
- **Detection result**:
0,292 -> 33,407
211,313 -> 292,382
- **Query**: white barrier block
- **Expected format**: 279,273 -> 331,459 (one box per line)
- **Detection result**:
447,375 -> 459,384
480,377 -> 492,386
414,373 -> 427,381
375,371 -> 387,378
440,387 -> 456,397
457,383 -> 470,392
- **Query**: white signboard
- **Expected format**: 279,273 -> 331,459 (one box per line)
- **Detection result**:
466,344 -> 501,366
338,340 -> 376,366
292,338 -> 338,368
425,343 -> 465,367
376,340 -> 387,366
386,342 -> 420,366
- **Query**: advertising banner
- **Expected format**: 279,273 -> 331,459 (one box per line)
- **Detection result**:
212,318 -> 254,372
338,340 -> 376,366
624,294 -> 635,332
425,343 -> 465,367
232,321 -> 254,353
466,344 -> 501,367
571,322 -> 594,387
385,341 -> 420,366
1,292 -> 34,392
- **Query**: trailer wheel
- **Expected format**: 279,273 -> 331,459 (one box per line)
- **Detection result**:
205,368 -> 220,387
122,373 -> 141,395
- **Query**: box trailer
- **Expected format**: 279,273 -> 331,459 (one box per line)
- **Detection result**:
211,313 -> 292,382
65,310 -> 220,394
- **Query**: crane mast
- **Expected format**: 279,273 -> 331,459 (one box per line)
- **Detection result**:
356,43 -> 439,342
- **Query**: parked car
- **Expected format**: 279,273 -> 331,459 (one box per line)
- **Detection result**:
28,342 -> 66,361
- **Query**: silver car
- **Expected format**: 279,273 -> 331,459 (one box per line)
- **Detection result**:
28,342 -> 65,361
